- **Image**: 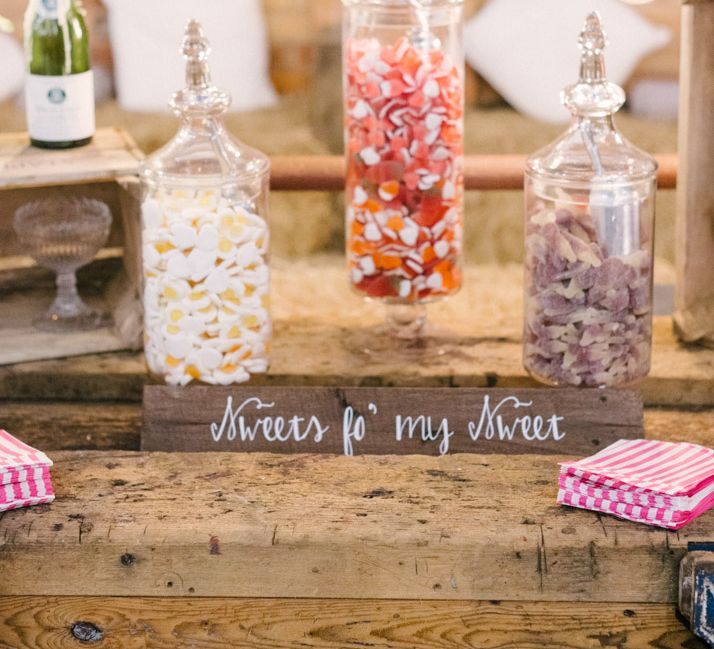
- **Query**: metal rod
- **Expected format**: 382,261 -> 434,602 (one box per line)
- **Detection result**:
269,154 -> 677,191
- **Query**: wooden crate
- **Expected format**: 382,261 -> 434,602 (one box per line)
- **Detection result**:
0,128 -> 143,364
674,0 -> 714,347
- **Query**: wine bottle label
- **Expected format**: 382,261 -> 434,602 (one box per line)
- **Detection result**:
25,71 -> 95,142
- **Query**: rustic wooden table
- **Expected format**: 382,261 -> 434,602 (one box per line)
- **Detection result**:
0,258 -> 712,648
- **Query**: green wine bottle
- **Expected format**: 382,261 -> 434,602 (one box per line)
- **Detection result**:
24,0 -> 95,149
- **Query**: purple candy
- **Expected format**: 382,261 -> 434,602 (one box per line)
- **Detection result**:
524,207 -> 652,387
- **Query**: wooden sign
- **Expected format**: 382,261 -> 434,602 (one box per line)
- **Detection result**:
142,386 -> 643,455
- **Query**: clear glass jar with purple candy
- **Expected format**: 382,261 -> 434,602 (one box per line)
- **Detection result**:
523,12 -> 657,388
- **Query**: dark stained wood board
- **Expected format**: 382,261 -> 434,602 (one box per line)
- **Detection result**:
142,385 -> 643,455
1,451 -> 712,602
0,596 -> 701,649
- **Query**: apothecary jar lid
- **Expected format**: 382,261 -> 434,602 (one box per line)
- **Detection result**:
526,12 -> 656,187
141,20 -> 269,186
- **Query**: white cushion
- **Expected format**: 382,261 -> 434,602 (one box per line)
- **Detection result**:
0,34 -> 24,102
464,0 -> 671,123
103,0 -> 276,112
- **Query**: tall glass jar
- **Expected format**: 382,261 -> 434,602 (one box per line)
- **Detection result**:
140,21 -> 271,386
343,0 -> 464,338
523,13 -> 657,388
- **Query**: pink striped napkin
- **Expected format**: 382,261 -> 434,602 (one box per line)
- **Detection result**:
558,439 -> 714,529
0,430 -> 54,512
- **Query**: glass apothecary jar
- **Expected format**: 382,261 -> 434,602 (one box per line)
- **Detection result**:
343,0 -> 464,338
523,13 -> 657,388
140,21 -> 271,386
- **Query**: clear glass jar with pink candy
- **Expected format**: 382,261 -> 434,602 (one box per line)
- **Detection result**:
140,21 -> 271,386
343,0 -> 464,337
523,13 -> 657,388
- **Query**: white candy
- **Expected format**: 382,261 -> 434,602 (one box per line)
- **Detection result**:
187,248 -> 216,279
171,223 -> 197,249
142,199 -> 162,229
442,181 -> 455,200
166,336 -> 193,359
353,186 -> 368,206
364,223 -> 381,242
235,242 -> 260,267
360,147 -> 380,166
199,347 -> 223,370
197,224 -> 219,251
423,79 -> 440,98
352,100 -> 369,120
426,272 -> 443,290
144,245 -> 160,268
205,267 -> 230,293
399,280 -> 411,298
142,191 -> 270,386
166,253 -> 190,279
399,227 -> 419,246
180,316 -> 204,335
434,240 -> 450,258
360,256 -> 376,275
425,113 -> 443,131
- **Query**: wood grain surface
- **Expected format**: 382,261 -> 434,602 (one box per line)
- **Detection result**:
142,385 -> 642,455
0,451 -> 712,603
0,261 -> 711,406
0,129 -> 143,190
674,1 -> 714,346
0,596 -> 704,649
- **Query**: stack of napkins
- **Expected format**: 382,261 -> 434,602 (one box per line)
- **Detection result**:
558,439 -> 714,529
0,429 -> 54,512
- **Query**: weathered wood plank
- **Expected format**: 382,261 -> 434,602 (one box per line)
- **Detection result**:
0,289 -> 127,366
0,451 -> 712,602
0,262 -> 711,405
3,402 -> 711,452
142,385 -> 643,455
0,596 -> 702,649
0,129 -> 143,190
674,1 -> 714,346
644,408 -> 714,447
0,402 -> 141,451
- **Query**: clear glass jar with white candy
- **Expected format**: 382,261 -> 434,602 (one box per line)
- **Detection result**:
523,13 -> 657,388
140,20 -> 270,386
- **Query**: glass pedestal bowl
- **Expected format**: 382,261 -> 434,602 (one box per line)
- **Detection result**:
13,197 -> 113,332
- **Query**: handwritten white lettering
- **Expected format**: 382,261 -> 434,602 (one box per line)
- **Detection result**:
468,395 -> 565,442
210,396 -> 329,444
395,415 -> 454,455
342,406 -> 366,456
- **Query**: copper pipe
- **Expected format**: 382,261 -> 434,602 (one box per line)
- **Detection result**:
270,154 -> 677,191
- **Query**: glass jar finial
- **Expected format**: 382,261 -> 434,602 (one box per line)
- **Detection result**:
578,12 -> 606,83
182,19 -> 211,90
561,12 -> 625,118
170,19 -> 229,117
